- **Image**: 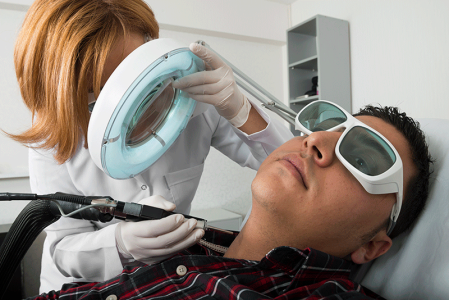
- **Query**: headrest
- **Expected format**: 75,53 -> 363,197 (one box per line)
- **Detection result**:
361,118 -> 449,299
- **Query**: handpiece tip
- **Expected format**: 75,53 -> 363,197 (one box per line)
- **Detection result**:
196,220 -> 207,230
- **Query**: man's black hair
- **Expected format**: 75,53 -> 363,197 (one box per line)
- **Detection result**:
354,105 -> 433,239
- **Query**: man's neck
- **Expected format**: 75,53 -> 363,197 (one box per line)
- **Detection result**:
224,217 -> 278,261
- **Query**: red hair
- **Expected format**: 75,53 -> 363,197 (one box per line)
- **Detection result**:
9,0 -> 159,163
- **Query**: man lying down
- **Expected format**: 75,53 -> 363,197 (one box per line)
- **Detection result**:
29,101 -> 432,300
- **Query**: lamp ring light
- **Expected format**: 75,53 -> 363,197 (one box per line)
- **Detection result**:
88,38 -> 204,179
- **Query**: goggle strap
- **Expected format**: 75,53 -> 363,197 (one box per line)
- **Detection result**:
387,220 -> 396,236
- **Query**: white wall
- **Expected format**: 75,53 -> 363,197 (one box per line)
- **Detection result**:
147,0 -> 288,44
0,5 -> 32,225
0,0 -> 290,223
0,6 -> 30,178
290,0 -> 449,119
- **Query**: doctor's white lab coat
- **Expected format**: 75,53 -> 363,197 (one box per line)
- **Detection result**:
30,103 -> 293,293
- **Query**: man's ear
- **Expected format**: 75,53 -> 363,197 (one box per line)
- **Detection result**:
350,231 -> 392,264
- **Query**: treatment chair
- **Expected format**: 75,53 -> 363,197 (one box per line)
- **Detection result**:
359,118 -> 449,299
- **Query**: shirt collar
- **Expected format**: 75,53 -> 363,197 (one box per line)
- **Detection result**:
261,246 -> 353,288
200,227 -> 354,285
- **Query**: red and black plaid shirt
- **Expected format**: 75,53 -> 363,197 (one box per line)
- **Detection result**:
29,229 -> 385,300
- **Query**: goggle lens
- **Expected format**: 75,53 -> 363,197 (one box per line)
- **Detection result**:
298,102 -> 347,132
339,126 -> 396,176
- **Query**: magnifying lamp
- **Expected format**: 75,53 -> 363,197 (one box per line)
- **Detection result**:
88,38 -> 297,179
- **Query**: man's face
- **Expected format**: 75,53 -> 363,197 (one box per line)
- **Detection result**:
251,115 -> 416,259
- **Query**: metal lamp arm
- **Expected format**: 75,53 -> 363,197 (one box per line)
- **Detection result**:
196,40 -> 297,125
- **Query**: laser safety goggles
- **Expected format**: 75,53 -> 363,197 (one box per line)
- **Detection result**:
295,100 -> 403,235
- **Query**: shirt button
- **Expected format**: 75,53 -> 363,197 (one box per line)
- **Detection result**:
106,295 -> 118,300
176,265 -> 188,276
141,185 -> 147,190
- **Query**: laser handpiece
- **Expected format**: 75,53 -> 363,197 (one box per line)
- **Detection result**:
91,197 -> 207,229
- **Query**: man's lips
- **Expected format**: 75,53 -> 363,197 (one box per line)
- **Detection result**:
280,155 -> 307,188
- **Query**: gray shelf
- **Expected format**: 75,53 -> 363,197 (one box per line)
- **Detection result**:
289,55 -> 318,70
287,15 -> 351,134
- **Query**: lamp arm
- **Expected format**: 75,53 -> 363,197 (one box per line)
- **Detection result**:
196,40 -> 297,125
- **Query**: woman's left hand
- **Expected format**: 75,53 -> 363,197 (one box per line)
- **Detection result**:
172,43 -> 251,128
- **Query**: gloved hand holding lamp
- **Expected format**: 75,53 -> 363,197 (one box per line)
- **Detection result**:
172,43 -> 267,133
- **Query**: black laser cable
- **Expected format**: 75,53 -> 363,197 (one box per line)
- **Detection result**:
0,192 -> 207,228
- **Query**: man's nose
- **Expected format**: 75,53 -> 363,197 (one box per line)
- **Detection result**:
302,131 -> 342,167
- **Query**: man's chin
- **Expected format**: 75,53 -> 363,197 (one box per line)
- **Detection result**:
250,176 -> 281,209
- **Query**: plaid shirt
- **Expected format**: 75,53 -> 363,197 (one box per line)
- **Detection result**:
29,229 -> 385,300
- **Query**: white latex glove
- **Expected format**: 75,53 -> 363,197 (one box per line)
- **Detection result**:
115,195 -> 205,266
172,42 -> 252,128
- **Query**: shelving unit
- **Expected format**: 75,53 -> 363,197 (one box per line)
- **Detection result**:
287,15 -> 351,133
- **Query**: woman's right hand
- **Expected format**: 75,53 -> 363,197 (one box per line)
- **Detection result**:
172,43 -> 251,128
115,195 -> 204,265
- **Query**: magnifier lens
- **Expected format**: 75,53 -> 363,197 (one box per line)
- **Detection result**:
88,38 -> 204,179
125,78 -> 176,146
